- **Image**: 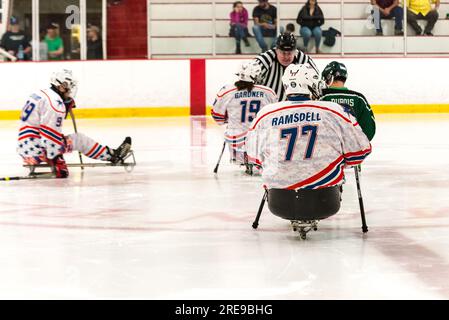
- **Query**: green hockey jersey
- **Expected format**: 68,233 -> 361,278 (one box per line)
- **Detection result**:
320,87 -> 376,141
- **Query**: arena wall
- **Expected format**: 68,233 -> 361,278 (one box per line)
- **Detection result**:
0,57 -> 448,119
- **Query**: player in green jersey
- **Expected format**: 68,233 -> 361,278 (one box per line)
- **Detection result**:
320,61 -> 376,141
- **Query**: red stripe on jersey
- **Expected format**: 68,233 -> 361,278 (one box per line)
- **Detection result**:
216,87 -> 238,99
287,156 -> 344,190
225,131 -> 247,139
343,145 -> 372,158
40,131 -> 63,145
94,146 -> 106,159
320,169 -> 345,189
20,125 -> 40,131
40,125 -> 63,137
251,104 -> 352,130
253,85 -> 276,96
19,134 -> 40,141
40,90 -> 66,114
86,143 -> 99,157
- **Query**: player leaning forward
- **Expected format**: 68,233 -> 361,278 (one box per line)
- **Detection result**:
17,69 -> 132,178
246,64 -> 372,222
211,61 -> 277,166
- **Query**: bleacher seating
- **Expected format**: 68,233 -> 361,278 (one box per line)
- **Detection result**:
149,0 -> 449,56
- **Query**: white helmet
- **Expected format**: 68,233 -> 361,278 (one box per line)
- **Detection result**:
282,64 -> 321,99
236,61 -> 262,83
50,69 -> 78,97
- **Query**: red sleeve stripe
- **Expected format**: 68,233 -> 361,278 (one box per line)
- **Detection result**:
20,125 -> 40,131
251,104 -> 352,130
40,125 -> 63,137
86,143 -> 99,157
94,146 -> 107,159
40,131 -> 64,145
19,134 -> 40,141
343,145 -> 372,158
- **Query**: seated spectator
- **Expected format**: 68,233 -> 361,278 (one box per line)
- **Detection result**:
296,0 -> 325,54
285,23 -> 296,35
229,1 -> 250,54
407,0 -> 439,35
371,0 -> 404,35
0,16 -> 32,61
252,0 -> 282,52
87,25 -> 103,59
45,23 -> 64,60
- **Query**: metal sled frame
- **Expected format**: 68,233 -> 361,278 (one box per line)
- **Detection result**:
24,150 -> 137,174
291,220 -> 319,240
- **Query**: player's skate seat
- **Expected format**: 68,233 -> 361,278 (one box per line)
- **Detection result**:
252,186 -> 342,239
267,186 -> 341,221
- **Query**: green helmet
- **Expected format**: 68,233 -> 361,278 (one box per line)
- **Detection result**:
322,61 -> 348,84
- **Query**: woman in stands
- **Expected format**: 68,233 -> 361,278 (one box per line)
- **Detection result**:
296,0 -> 325,54
229,1 -> 250,54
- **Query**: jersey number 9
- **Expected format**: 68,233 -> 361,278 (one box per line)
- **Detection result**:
240,100 -> 261,123
21,100 -> 36,122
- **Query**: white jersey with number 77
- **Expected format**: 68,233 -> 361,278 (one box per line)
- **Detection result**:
245,99 -> 372,190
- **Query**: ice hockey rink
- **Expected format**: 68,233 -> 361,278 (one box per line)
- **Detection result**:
0,114 -> 449,300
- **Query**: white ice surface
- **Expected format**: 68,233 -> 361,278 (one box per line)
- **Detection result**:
0,115 -> 449,299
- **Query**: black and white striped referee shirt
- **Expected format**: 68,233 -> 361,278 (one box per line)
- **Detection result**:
254,49 -> 319,101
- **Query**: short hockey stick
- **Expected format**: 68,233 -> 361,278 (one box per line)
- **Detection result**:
0,172 -> 55,181
213,141 -> 226,174
354,165 -> 368,233
69,109 -> 84,170
252,189 -> 268,229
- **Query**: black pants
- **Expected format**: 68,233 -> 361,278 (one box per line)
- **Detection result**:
267,186 -> 342,221
407,9 -> 439,34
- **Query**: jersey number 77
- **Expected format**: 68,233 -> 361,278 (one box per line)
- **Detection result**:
280,125 -> 318,161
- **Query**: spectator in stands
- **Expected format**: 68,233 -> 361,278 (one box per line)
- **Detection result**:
371,0 -> 404,35
229,1 -> 250,54
252,0 -> 281,52
285,23 -> 296,35
296,0 -> 325,54
87,25 -> 103,59
45,23 -> 64,60
407,0 -> 440,35
0,16 -> 31,61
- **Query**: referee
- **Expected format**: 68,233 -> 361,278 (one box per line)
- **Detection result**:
253,32 -> 318,101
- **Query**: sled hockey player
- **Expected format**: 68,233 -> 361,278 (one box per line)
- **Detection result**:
211,61 -> 277,172
17,69 -> 132,178
320,61 -> 376,141
246,64 -> 372,234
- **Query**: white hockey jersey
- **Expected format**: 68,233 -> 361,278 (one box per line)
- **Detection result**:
211,84 -> 277,148
246,98 -> 372,190
17,88 -> 66,160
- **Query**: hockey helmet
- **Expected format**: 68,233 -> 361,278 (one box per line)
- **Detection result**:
282,64 -> 320,99
236,61 -> 262,83
321,61 -> 348,85
50,69 -> 78,97
276,32 -> 297,51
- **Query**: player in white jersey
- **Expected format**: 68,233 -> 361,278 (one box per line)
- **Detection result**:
17,69 -> 132,178
246,64 -> 371,222
211,61 -> 277,168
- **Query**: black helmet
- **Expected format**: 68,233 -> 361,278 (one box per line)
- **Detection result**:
276,32 -> 297,51
322,61 -> 348,84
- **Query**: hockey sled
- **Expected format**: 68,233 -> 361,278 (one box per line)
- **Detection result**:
252,186 -> 342,239
24,150 -> 137,174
